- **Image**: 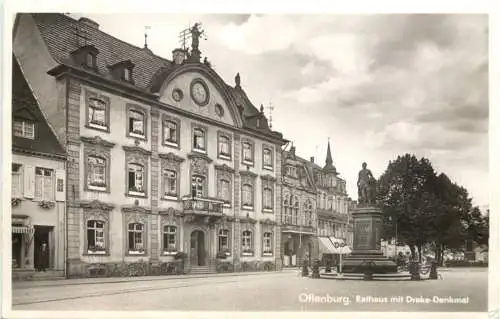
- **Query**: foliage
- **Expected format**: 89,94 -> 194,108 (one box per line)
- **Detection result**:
377,153 -> 489,264
444,260 -> 488,267
216,261 -> 234,273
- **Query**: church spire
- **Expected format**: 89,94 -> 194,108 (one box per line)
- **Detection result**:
324,138 -> 336,173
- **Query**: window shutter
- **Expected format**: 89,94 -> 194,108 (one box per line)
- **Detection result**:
55,169 -> 65,202
23,165 -> 35,199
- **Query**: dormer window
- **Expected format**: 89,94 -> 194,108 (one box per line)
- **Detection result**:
86,53 -> 96,69
71,45 -> 99,71
108,60 -> 135,83
123,68 -> 131,81
13,119 -> 35,139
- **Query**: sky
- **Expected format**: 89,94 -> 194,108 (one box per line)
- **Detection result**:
70,13 -> 489,207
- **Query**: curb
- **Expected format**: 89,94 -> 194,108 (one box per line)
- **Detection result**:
13,270 -> 287,289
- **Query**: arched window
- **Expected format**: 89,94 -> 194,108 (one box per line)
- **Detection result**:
128,223 -> 144,254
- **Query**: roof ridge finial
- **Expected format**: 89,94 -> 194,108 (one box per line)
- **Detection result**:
144,26 -> 151,49
235,72 -> 241,88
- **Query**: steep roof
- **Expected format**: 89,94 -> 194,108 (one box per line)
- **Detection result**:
30,13 -> 281,139
31,13 -> 171,89
12,56 -> 66,159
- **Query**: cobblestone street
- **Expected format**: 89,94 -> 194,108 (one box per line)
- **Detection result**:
11,268 -> 487,312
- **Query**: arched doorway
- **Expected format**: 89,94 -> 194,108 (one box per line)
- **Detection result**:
190,230 -> 205,266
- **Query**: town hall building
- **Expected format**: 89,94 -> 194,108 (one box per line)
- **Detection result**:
13,13 -> 287,276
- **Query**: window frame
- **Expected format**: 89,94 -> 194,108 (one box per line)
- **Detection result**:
218,178 -> 231,206
162,169 -> 178,199
127,222 -> 146,255
162,115 -> 181,149
126,104 -> 148,140
12,163 -> 23,198
127,162 -> 146,196
241,140 -> 254,166
262,145 -> 274,171
217,131 -> 232,160
262,186 -> 273,212
241,230 -> 253,256
86,219 -> 107,255
13,119 -> 35,139
34,167 -> 54,202
85,90 -> 110,133
218,229 -> 231,254
162,225 -> 179,255
262,232 -> 273,256
191,174 -> 206,198
192,127 -> 207,153
241,183 -> 254,209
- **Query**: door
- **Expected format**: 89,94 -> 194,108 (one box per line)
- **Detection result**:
34,226 -> 52,270
12,233 -> 22,268
190,230 -> 205,266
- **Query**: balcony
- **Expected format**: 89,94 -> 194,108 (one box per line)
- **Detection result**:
317,208 -> 349,221
182,197 -> 225,225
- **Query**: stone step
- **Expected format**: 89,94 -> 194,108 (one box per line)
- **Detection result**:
190,266 -> 212,274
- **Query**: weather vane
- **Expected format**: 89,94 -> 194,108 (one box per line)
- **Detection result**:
144,25 -> 151,48
268,102 -> 274,129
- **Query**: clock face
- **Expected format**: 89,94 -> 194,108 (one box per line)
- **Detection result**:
190,80 -> 209,106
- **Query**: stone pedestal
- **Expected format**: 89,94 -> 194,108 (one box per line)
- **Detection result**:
342,206 -> 397,274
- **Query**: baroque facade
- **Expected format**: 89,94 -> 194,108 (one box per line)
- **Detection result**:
280,142 -> 354,267
13,13 -> 286,277
11,56 -> 67,279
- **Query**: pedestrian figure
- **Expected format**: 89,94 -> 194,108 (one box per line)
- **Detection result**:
37,242 -> 49,271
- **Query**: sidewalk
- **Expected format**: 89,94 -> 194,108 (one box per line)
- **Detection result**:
13,269 -> 292,289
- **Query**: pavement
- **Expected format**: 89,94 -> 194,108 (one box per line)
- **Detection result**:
9,267 -> 488,312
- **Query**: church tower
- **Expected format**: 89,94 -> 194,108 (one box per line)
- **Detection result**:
323,139 -> 338,187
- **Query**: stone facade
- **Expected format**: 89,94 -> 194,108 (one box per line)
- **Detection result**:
14,13 -> 286,277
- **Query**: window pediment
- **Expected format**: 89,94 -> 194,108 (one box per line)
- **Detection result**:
260,174 -> 276,182
215,164 -> 234,174
187,152 -> 213,163
121,205 -> 151,215
240,170 -> 257,179
81,136 -> 115,148
260,218 -> 276,225
79,199 -> 114,211
123,145 -> 152,156
159,152 -> 185,164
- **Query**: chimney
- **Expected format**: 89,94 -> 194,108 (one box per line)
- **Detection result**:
310,157 -> 315,163
172,48 -> 187,65
79,17 -> 99,29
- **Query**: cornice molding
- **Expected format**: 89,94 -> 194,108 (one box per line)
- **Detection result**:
215,164 -> 235,173
79,199 -> 115,211
159,152 -> 185,163
260,174 -> 276,182
239,170 -> 258,178
187,152 -> 213,163
123,145 -> 152,156
121,205 -> 152,214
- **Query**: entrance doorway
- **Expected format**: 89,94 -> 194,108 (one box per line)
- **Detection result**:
12,233 -> 23,268
190,230 -> 205,266
34,226 -> 53,270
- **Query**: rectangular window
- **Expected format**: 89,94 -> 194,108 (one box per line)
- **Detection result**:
242,184 -> 253,208
218,229 -> 229,252
263,148 -> 273,169
128,163 -> 144,195
242,142 -> 253,164
88,156 -> 106,190
263,232 -> 272,255
191,175 -> 205,198
163,225 -> 177,253
164,121 -> 178,146
57,178 -> 64,193
13,120 -> 35,139
88,98 -> 107,130
218,179 -> 231,204
35,167 -> 54,201
86,53 -> 95,69
163,169 -> 177,198
128,223 -> 144,253
128,110 -> 145,137
193,128 -> 206,152
242,230 -> 252,251
286,166 -> 297,178
12,163 -> 23,198
263,187 -> 273,210
87,220 -> 105,254
124,68 -> 131,81
218,135 -> 231,159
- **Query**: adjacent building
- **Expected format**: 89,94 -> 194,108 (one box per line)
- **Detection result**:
13,13 -> 286,277
11,56 -> 67,279
280,141 -> 354,267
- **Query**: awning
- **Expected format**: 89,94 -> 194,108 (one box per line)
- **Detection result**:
329,237 -> 352,254
318,237 -> 337,255
12,226 -> 34,234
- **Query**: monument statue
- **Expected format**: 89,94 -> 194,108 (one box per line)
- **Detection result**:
357,162 -> 376,206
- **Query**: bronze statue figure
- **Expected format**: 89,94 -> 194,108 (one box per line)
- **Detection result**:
190,23 -> 204,51
357,162 -> 376,205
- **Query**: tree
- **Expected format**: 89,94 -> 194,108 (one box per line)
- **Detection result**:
377,154 -> 438,261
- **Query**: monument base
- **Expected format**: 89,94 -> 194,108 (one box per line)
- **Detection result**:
342,253 -> 398,274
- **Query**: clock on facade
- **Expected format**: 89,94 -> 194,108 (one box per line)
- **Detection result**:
190,79 -> 209,106
172,88 -> 183,102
